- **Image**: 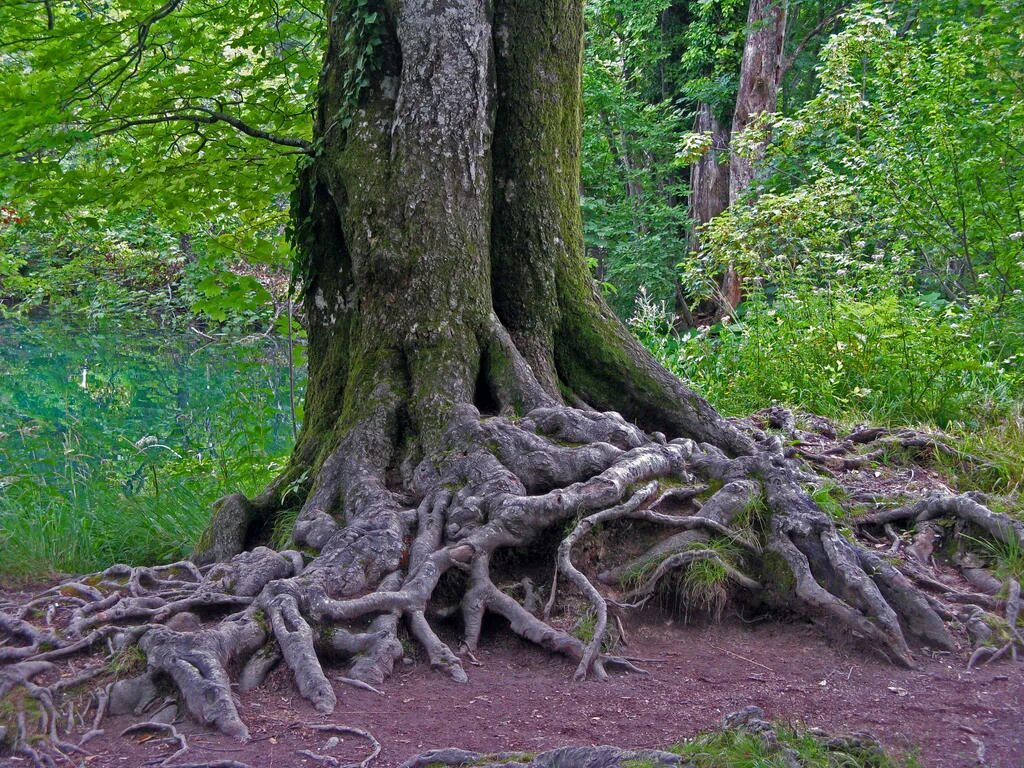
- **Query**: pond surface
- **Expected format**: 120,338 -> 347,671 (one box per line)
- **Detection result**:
0,317 -> 306,577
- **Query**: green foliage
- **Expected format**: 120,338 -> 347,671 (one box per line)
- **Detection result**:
809,481 -> 850,523
0,318 -> 304,579
581,0 -> 692,313
0,0 -> 320,236
661,0 -> 1024,435
0,211 -> 293,329
330,0 -> 387,134
635,284 -> 1023,427
0,213 -> 191,320
768,1 -> 1023,307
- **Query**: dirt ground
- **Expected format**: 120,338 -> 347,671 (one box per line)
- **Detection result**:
14,612 -> 1018,768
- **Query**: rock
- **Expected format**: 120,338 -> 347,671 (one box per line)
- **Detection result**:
148,703 -> 178,725
722,705 -> 766,729
192,493 -> 255,566
108,674 -> 158,716
165,612 -> 201,632
825,732 -> 885,756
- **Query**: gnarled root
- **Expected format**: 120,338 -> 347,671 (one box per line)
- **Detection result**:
3,403 -> 1022,762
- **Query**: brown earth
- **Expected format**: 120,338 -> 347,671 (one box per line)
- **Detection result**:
13,612 -> 1019,768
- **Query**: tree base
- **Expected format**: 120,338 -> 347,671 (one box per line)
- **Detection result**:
2,404 -> 1022,765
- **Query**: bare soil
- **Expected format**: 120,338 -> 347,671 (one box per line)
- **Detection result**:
19,613 -> 1020,768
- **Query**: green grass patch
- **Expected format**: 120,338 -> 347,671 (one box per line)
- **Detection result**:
106,645 -> 148,678
672,722 -> 920,767
808,481 -> 850,524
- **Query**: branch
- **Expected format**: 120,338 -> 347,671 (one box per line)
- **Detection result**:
73,0 -> 185,99
92,109 -> 313,152
781,3 -> 849,76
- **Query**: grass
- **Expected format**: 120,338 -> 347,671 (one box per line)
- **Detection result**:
672,722 -> 921,768
621,538 -> 746,621
676,539 -> 745,621
0,317 -> 300,581
571,608 -> 598,643
933,408 -> 1024,498
961,532 -> 1024,585
0,479 -> 213,582
106,645 -> 148,678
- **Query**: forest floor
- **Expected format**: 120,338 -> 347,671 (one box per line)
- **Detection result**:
4,411 -> 1023,767
3,596 -> 1021,768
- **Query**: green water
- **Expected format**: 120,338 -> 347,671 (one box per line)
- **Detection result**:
0,318 -> 305,578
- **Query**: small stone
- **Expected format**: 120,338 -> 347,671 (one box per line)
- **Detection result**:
108,674 -> 158,716
723,705 -> 766,729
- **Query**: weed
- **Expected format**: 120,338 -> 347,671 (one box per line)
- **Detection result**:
271,506 -> 302,550
961,533 -> 1024,585
810,481 -> 850,524
932,408 -> 1024,497
106,645 -> 147,678
571,609 -> 597,643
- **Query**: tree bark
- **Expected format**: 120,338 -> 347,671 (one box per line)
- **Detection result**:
723,0 -> 788,309
685,102 -> 732,321
288,0 -> 750,487
689,104 -> 731,258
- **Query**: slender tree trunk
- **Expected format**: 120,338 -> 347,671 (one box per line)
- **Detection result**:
684,102 -> 731,321
689,104 -> 731,256
723,0 -> 788,309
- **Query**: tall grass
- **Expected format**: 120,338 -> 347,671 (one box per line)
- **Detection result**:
0,318 -> 301,582
0,479 -> 213,580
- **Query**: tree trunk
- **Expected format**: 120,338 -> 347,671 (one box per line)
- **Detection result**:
286,0 -> 748,490
723,0 -> 788,309
689,104 -> 731,257
685,102 -> 731,322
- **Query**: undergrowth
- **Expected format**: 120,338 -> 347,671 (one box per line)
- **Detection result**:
633,289 -> 1023,430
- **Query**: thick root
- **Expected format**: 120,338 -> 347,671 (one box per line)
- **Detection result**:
3,402 -> 1022,764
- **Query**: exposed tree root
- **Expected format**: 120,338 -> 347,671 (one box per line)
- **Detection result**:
297,724 -> 381,768
2,403 -> 1023,763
